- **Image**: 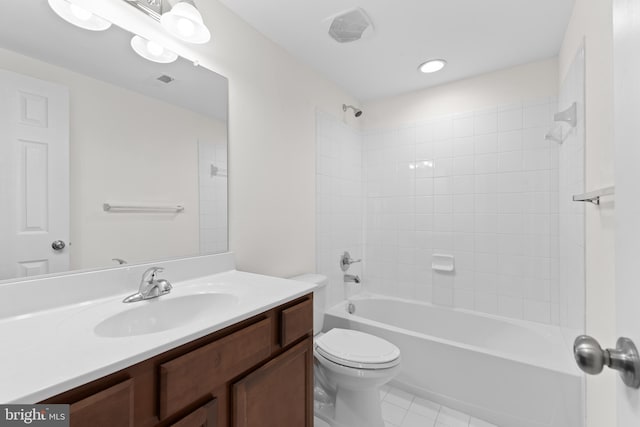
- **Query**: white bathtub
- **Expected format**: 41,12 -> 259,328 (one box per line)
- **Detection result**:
323,295 -> 584,427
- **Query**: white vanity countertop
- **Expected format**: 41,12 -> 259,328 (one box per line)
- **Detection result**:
0,270 -> 315,403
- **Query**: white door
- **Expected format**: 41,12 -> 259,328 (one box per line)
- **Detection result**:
0,70 -> 69,280
614,0 -> 640,424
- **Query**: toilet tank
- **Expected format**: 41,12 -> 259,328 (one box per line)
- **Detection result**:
290,273 -> 328,334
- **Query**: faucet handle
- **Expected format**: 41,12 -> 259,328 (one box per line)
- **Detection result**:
141,266 -> 164,283
340,251 -> 362,272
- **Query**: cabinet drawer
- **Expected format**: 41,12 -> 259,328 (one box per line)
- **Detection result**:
280,297 -> 313,348
170,399 -> 218,427
69,378 -> 134,427
159,317 -> 272,419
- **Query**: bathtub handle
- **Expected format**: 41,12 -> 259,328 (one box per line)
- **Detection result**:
340,251 -> 361,272
573,335 -> 640,388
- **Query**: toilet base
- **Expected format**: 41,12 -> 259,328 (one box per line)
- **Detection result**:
334,386 -> 384,427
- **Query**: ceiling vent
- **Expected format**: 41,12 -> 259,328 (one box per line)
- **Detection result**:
157,75 -> 175,84
328,8 -> 374,43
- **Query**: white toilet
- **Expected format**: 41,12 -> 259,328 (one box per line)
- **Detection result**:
292,274 -> 401,427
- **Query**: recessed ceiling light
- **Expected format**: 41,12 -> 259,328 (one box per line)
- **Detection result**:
418,59 -> 447,74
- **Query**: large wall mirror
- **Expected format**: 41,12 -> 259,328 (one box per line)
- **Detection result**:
0,0 -> 228,283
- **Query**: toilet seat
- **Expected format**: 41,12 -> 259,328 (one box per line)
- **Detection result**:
315,328 -> 400,370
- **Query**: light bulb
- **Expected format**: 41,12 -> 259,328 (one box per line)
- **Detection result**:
130,35 -> 178,64
69,3 -> 93,21
146,40 -> 164,57
176,18 -> 195,37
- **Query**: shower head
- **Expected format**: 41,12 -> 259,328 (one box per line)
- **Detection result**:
343,104 -> 363,118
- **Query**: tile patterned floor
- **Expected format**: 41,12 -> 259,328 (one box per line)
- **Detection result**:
379,385 -> 498,427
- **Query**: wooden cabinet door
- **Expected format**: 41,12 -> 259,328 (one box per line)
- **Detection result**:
169,400 -> 218,427
69,378 -> 134,427
232,338 -> 313,427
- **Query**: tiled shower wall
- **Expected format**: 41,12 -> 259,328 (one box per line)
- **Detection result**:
363,99 -> 563,324
558,47 -> 586,330
316,112 -> 363,307
316,87 -> 585,326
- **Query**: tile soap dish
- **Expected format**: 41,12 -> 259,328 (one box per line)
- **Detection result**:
432,254 -> 454,272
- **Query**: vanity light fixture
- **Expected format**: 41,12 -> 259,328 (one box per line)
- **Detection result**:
418,59 -> 447,74
131,35 -> 178,63
160,0 -> 211,44
48,0 -> 112,31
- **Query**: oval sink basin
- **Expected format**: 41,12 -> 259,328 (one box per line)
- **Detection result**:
94,293 -> 238,338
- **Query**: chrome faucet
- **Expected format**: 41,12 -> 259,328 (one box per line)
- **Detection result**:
344,274 -> 360,284
123,267 -> 172,303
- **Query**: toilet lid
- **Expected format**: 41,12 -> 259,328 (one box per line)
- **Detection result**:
315,328 -> 400,369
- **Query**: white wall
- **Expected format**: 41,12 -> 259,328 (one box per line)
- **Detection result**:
559,1 -> 616,426
363,58 -> 558,129
0,47 -> 226,270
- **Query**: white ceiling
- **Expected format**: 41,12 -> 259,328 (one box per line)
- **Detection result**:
218,0 -> 575,101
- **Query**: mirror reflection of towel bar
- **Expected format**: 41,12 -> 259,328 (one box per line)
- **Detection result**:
103,203 -> 184,213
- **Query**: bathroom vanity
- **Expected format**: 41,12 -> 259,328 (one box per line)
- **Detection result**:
42,294 -> 313,427
0,254 -> 315,427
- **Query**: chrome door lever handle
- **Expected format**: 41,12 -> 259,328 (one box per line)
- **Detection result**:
573,335 -> 640,388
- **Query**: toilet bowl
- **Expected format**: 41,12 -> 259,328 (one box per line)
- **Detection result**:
291,274 -> 401,427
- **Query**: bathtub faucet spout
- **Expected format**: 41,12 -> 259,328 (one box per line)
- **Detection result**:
344,274 -> 360,284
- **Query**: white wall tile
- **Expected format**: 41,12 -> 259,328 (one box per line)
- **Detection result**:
434,195 -> 453,213
454,214 -> 475,233
474,153 -> 497,174
498,130 -> 523,152
453,115 -> 474,138
475,133 -> 498,154
474,110 -> 498,135
454,288 -> 475,309
433,117 -> 453,141
497,295 -> 523,319
434,158 -> 453,177
453,233 -> 475,251
453,156 -> 475,175
475,292 -> 498,314
498,107 -> 523,132
523,104 -> 550,129
434,177 -> 453,195
454,136 -> 475,157
359,96 -> 569,326
433,284 -> 454,306
523,299 -> 551,323
453,175 -> 475,194
434,214 -> 454,232
432,232 -> 454,250
453,195 -> 474,213
415,178 -> 434,195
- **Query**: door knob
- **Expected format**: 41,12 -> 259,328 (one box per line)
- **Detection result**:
51,240 -> 66,251
573,335 -> 640,388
